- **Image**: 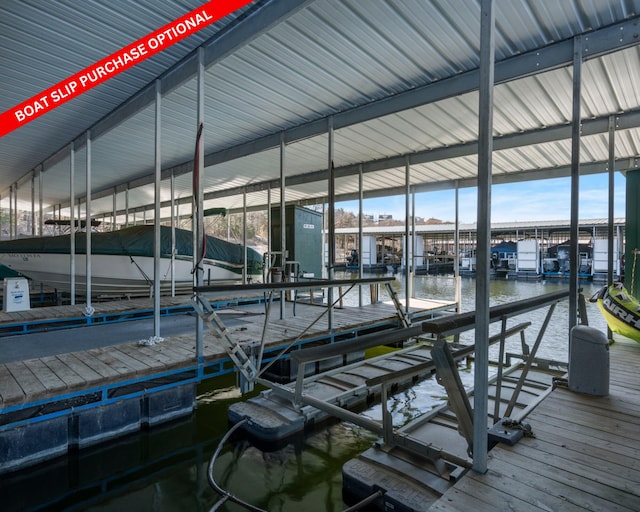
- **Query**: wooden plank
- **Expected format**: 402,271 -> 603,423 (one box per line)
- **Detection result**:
56,351 -> 119,380
39,356 -> 86,389
450,472 -> 553,511
490,446 -> 640,512
167,338 -> 201,358
56,353 -> 106,385
106,348 -> 152,374
428,488 -> 502,512
516,430 -> 640,486
528,420 -> 640,471
118,343 -> 177,368
153,340 -> 196,362
87,349 -> 132,376
508,440 -> 640,499
0,364 -> 26,405
5,361 -> 47,400
112,346 -> 154,369
528,405 -> 640,452
23,358 -> 67,392
545,390 -> 640,424
531,398 -> 640,444
550,384 -> 640,416
484,452 -> 636,512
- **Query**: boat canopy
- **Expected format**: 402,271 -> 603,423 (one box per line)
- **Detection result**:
0,225 -> 263,273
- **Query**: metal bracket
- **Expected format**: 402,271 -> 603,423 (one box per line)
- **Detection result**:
431,338 -> 474,455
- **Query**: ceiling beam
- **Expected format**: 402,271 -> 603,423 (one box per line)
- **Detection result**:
65,107 -> 640,213
192,15 -> 640,171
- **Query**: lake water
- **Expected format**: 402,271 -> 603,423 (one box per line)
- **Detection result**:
1,275 -> 610,512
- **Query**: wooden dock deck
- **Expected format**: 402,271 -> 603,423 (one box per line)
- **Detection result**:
0,292 -> 457,473
0,299 -> 440,408
428,338 -> 640,512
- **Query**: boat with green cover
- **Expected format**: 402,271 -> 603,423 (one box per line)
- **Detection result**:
0,225 -> 263,297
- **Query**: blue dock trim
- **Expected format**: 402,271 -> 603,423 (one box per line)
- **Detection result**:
0,295 -> 267,336
0,307 -> 404,473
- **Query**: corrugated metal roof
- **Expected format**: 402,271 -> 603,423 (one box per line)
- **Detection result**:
1,0 -> 640,224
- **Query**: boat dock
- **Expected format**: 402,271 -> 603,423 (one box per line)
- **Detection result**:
428,338 -> 640,512
0,284 -> 457,473
335,289 -> 640,512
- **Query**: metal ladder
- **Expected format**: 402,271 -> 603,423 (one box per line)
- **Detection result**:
384,282 -> 411,328
191,293 -> 258,383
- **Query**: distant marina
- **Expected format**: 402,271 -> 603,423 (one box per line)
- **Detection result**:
333,217 -> 625,283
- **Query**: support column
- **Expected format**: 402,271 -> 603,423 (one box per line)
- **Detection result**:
30,171 -> 35,236
454,182 -> 461,312
626,170 -> 640,299
404,156 -> 411,313
171,170 -> 176,297
243,190 -> 247,284
125,187 -> 129,227
267,184 -> 272,280
11,184 -> 17,239
569,36 -> 583,331
153,79 -> 162,337
327,117 -> 335,334
195,47 -> 205,363
473,0 -> 495,474
358,164 -> 364,307
279,132 -> 286,319
112,189 -> 117,231
70,142 -> 76,305
606,115 -> 616,340
85,131 -> 93,316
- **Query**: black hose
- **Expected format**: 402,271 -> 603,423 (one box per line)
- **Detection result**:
207,419 -> 267,512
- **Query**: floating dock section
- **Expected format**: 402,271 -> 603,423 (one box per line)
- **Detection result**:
340,290 -> 572,511
1,278 -> 458,474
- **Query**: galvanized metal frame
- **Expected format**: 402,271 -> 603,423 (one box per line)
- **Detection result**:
84,130 -> 93,316
473,0 -> 495,474
69,142 -> 76,305
153,79 -> 162,337
569,35 -> 583,332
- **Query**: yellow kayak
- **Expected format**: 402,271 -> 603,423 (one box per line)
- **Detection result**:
590,283 -> 640,343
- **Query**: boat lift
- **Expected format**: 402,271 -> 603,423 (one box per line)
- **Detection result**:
205,289 -> 576,512
191,276 -> 408,391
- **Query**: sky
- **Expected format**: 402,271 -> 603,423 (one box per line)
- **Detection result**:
337,173 -> 627,225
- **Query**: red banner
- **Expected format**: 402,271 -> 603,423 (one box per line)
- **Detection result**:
0,0 -> 253,138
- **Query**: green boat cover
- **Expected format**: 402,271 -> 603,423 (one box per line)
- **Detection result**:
0,263 -> 23,279
0,225 -> 263,274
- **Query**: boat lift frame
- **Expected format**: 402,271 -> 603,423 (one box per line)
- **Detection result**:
191,276 -> 406,389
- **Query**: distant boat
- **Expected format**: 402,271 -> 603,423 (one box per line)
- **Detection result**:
0,224 -> 263,297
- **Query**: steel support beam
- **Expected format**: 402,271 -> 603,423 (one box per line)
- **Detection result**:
84,131 -> 93,316
608,115 -> 616,287
473,0 -> 495,474
153,79 -> 162,337
327,117 -> 336,333
69,143 -> 76,305
569,36 -> 582,332
195,47 -> 205,363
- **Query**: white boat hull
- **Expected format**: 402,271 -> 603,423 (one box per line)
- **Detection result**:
0,252 -> 261,297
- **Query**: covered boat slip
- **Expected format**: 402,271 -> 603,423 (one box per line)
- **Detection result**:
0,279 -> 456,473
